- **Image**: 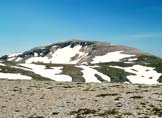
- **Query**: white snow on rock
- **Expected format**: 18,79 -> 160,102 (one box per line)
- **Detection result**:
50,45 -> 88,64
7,57 -> 15,61
128,58 -> 137,62
92,51 -> 135,64
34,53 -> 39,57
124,58 -> 138,64
7,52 -> 22,61
77,65 -> 110,83
0,63 -> 5,66
110,65 -> 162,84
15,57 -> 23,62
8,52 -> 22,58
0,73 -> 32,80
25,45 -> 88,64
19,64 -> 72,82
25,57 -> 49,64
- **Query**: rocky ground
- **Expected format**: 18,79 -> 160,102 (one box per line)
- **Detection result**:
0,80 -> 162,118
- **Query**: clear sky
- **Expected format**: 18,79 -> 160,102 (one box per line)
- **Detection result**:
0,0 -> 162,57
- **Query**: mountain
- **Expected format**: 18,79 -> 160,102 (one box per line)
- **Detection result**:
0,40 -> 162,84
0,40 -> 145,64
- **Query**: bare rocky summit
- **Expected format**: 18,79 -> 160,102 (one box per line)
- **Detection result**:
0,80 -> 162,118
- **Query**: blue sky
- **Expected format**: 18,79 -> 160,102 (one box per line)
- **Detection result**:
0,0 -> 162,57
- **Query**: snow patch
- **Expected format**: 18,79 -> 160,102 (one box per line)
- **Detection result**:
49,45 -> 88,64
124,58 -> 137,64
26,57 -> 50,63
34,53 -> 39,57
0,63 -> 5,66
92,51 -> 135,64
25,45 -> 88,64
7,53 -> 22,61
8,52 -> 22,58
19,64 -> 72,82
110,65 -> 162,84
15,57 -> 23,62
8,57 -> 15,61
77,65 -> 110,83
0,73 -> 32,80
128,58 -> 137,62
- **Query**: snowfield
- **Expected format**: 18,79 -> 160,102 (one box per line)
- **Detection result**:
110,65 -> 162,84
25,45 -> 88,64
0,61 -> 161,84
92,51 -> 135,64
49,45 -> 88,64
77,65 -> 110,83
19,64 -> 72,82
0,73 -> 32,80
0,62 -> 162,84
19,64 -> 111,83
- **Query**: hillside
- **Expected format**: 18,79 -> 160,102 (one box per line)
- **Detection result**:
0,40 -> 162,84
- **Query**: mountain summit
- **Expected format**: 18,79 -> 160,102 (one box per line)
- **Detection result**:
0,40 -> 162,84
0,40 -> 146,64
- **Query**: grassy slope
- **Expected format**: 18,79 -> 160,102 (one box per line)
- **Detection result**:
96,63 -> 132,83
95,55 -> 162,83
39,63 -> 85,82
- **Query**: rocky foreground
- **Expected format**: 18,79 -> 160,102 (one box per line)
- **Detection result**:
0,80 -> 162,118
